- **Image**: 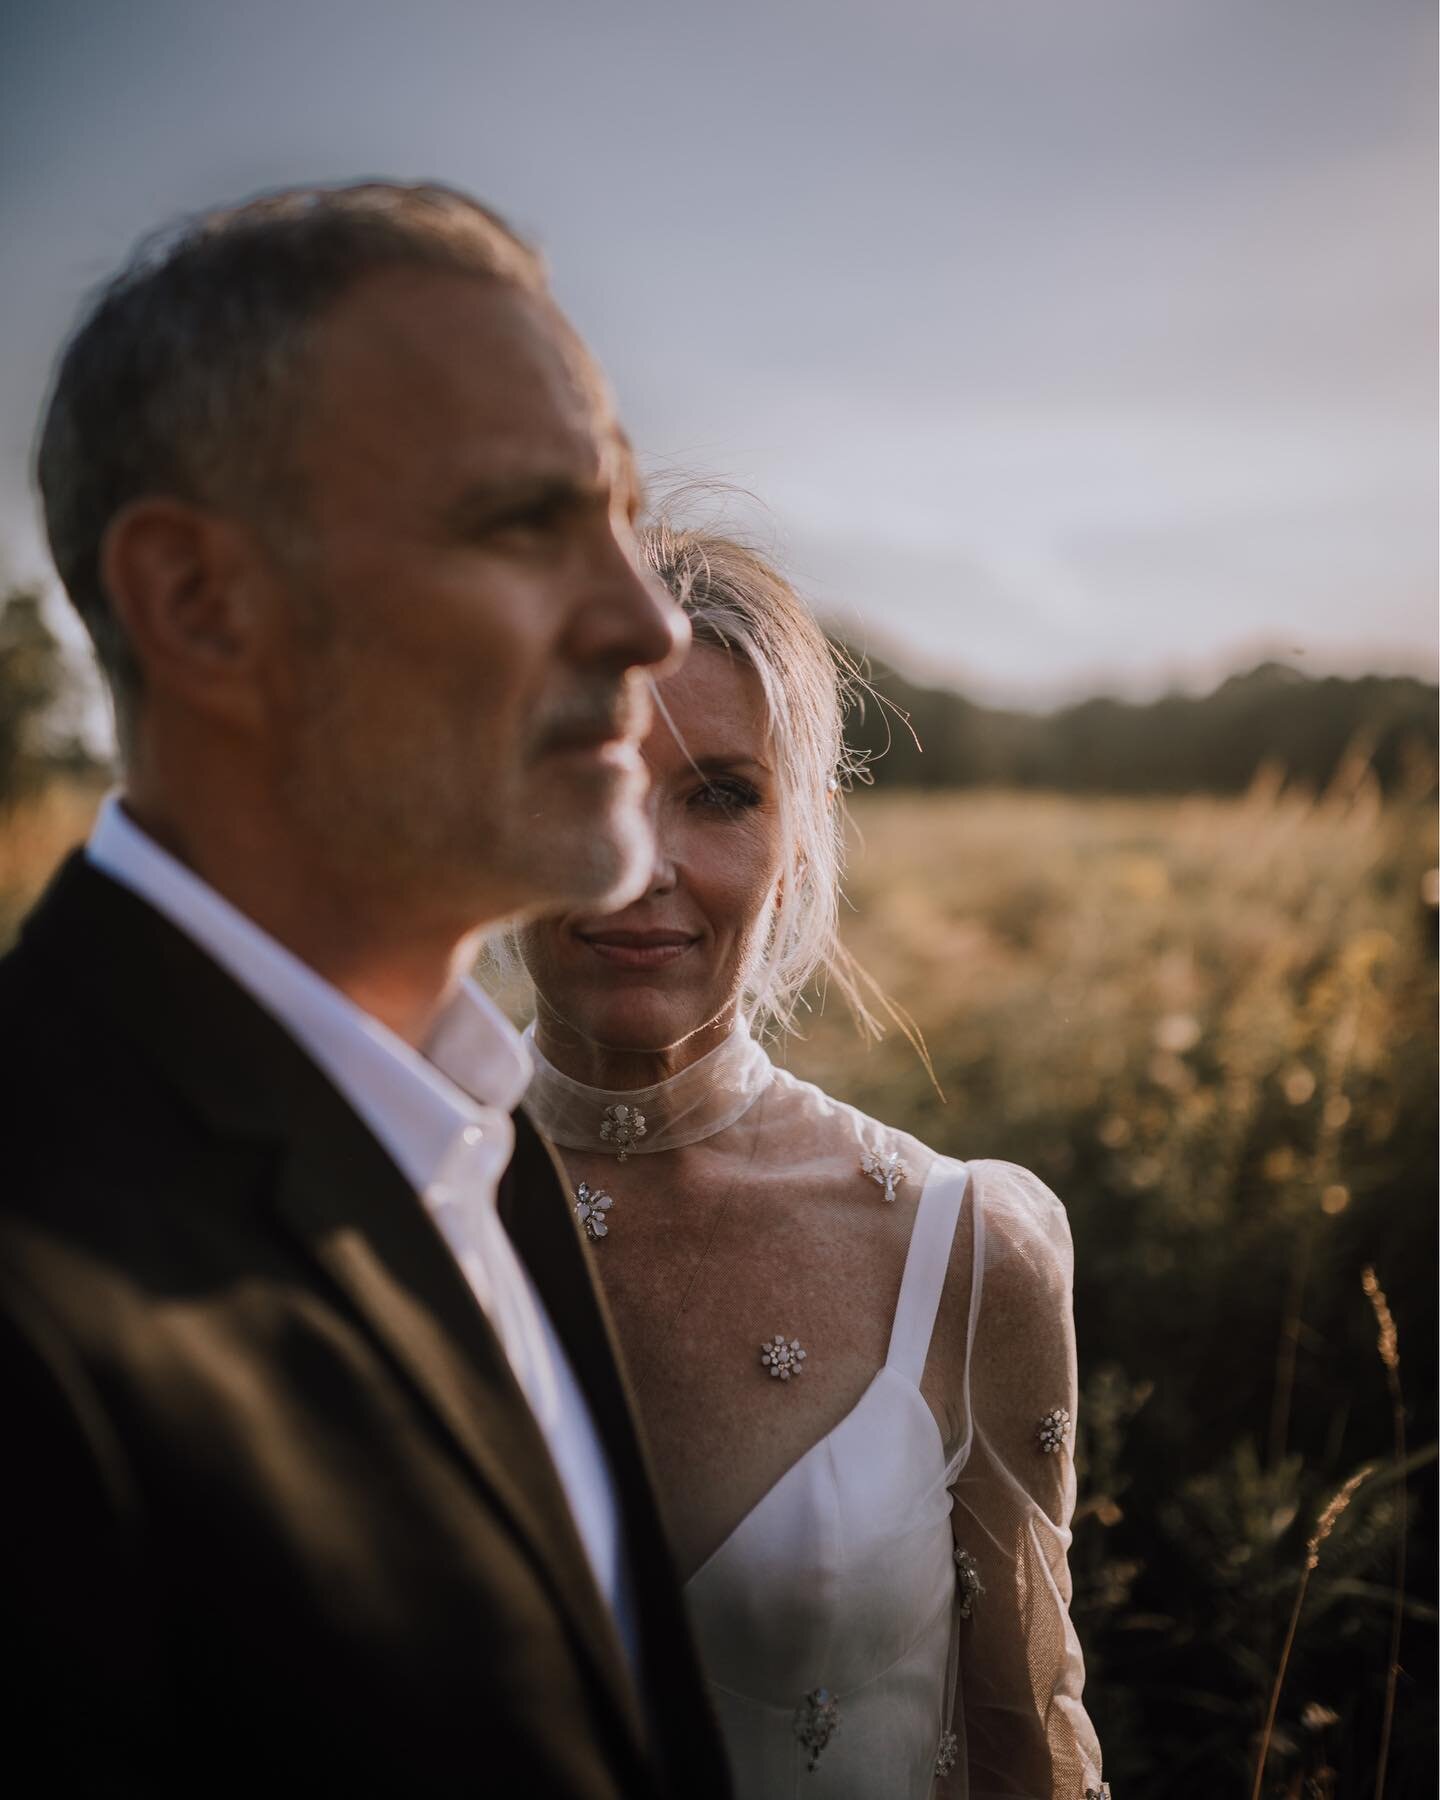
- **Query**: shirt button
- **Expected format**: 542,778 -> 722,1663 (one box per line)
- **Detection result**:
462,1125 -> 484,1147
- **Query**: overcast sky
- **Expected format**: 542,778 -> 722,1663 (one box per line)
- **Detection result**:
1,0 -> 1434,717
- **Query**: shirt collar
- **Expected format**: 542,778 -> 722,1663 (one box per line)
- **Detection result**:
85,792 -> 532,1195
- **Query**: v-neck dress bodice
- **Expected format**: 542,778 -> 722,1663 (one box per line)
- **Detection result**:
682,1162 -> 973,1797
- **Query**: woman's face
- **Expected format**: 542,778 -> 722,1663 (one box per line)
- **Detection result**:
519,642 -> 784,1055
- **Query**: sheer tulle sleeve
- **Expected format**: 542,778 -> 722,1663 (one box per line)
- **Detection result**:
946,1161 -> 1106,1798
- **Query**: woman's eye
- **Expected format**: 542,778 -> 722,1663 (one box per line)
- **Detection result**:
694,779 -> 761,813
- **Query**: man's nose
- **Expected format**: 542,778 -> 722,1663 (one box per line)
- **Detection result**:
571,531 -> 690,676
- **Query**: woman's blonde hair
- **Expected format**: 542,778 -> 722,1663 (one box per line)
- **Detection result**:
639,522 -> 884,1045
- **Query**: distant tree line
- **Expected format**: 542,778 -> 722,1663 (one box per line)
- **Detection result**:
838,644 -> 1438,798
4,581 -> 1435,805
0,586 -> 77,807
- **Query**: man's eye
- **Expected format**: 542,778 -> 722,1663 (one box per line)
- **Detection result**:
492,501 -> 563,538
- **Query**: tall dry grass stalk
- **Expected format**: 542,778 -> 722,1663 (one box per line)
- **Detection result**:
1249,1464 -> 1376,1800
1361,1266 -> 1405,1800
1268,991 -> 1362,1472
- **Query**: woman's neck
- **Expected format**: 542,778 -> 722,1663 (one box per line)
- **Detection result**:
532,1003 -> 742,1092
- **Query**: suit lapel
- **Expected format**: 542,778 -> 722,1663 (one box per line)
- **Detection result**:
499,1119 -> 647,1484
502,1114 -> 733,1794
268,1104 -> 649,1760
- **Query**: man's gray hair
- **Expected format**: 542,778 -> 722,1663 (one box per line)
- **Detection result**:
35,181 -> 547,735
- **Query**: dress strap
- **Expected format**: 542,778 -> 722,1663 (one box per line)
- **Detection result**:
884,1160 -> 970,1388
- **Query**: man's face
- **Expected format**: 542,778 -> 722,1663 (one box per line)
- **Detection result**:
262,267 -> 687,930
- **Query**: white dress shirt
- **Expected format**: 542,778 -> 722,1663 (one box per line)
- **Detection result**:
87,794 -> 636,1664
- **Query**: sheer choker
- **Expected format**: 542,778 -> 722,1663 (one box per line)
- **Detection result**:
521,1021 -> 773,1157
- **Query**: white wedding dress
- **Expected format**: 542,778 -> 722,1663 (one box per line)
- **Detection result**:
523,1028 -> 1108,1799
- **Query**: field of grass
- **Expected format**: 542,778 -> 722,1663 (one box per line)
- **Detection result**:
781,780 -> 1437,1797
3,773 -> 1435,1794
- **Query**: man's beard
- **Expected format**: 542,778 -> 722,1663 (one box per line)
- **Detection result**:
276,637 -> 655,926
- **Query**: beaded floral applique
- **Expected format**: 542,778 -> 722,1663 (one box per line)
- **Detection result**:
599,1103 -> 646,1161
1037,1406 -> 1072,1454
934,1729 -> 959,1777
761,1336 -> 808,1381
573,1181 -> 613,1241
794,1687 -> 840,1770
860,1147 -> 909,1203
953,1546 -> 984,1619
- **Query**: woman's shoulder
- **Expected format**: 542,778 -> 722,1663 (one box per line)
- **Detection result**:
964,1157 -> 1070,1231
962,1158 -> 1075,1307
764,1063 -> 941,1189
760,1068 -> 1073,1279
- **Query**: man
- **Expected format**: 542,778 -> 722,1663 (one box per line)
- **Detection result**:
1,183 -> 730,1797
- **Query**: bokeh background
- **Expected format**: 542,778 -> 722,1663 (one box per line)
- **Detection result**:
2,3 -> 1435,1793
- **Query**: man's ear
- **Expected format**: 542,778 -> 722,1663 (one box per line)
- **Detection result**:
100,497 -> 273,729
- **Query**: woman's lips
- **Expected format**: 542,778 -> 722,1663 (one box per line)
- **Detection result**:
576,930 -> 698,969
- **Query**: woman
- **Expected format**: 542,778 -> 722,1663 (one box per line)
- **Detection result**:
515,527 -> 1108,1797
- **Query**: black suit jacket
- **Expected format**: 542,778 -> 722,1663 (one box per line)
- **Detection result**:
0,855 -> 729,1799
